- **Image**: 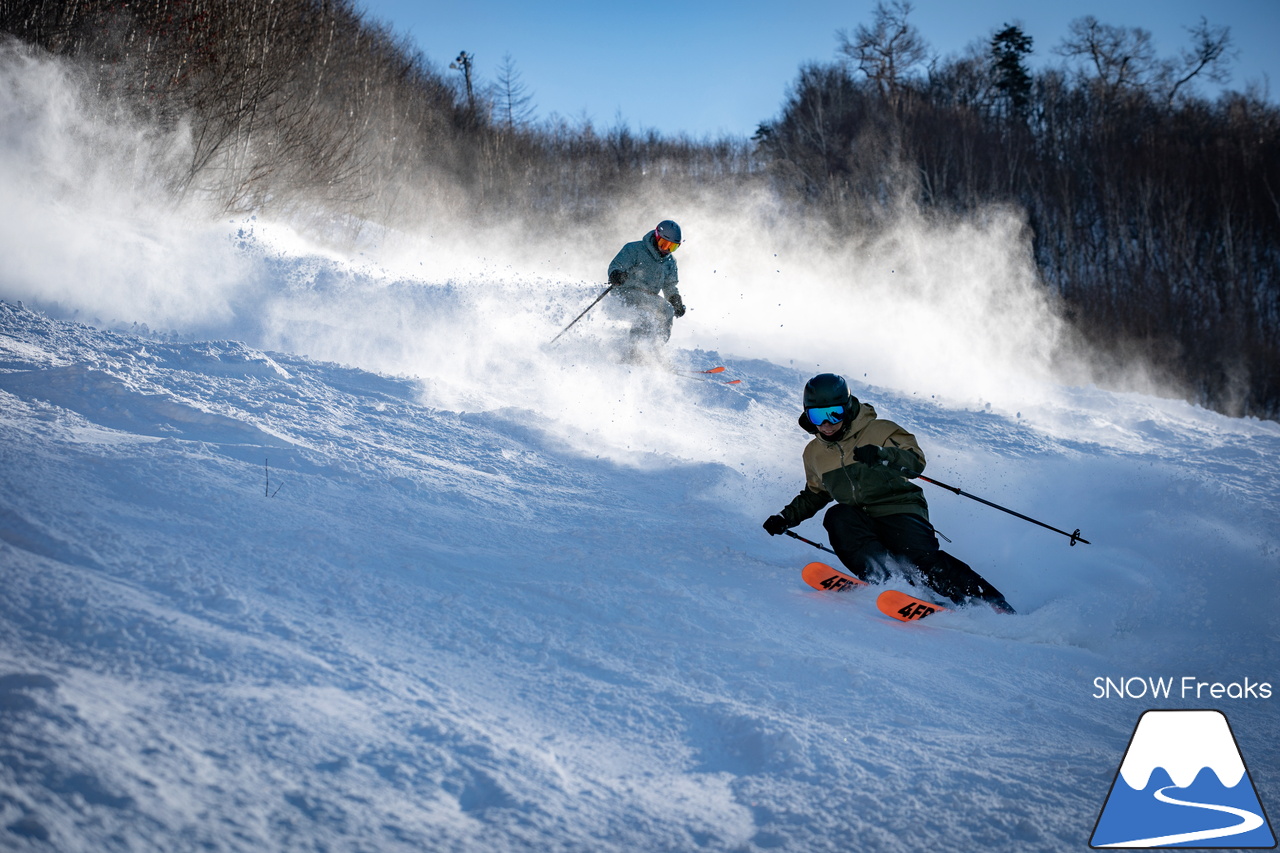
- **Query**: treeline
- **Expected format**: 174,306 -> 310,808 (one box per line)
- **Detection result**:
0,0 -> 756,224
755,6 -> 1280,419
0,0 -> 481,220
1,0 -> 1277,418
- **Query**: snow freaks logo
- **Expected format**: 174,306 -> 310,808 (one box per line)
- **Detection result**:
1090,710 -> 1276,848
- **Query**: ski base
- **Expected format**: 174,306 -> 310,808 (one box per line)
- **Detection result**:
876,589 -> 948,622
801,561 -> 868,593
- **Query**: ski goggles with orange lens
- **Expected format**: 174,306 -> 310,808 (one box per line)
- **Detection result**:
655,235 -> 680,254
806,405 -> 846,426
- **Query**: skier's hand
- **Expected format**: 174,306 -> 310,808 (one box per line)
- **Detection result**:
609,269 -> 628,286
853,444 -> 883,466
668,294 -> 686,317
763,515 -> 789,536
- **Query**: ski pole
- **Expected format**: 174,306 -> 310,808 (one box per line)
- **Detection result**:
784,529 -> 838,555
915,474 -> 1090,546
549,283 -> 614,344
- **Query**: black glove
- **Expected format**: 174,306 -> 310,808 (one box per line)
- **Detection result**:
668,294 -> 686,318
763,515 -> 789,536
853,444 -> 883,466
608,269 -> 628,286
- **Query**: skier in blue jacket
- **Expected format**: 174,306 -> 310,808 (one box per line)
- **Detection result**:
606,220 -> 686,360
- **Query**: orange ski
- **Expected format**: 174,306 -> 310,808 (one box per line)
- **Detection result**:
801,561 -> 868,593
876,589 -> 948,622
698,367 -> 743,384
673,366 -> 743,385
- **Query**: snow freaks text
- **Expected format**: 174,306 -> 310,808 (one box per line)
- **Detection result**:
1092,676 -> 1273,700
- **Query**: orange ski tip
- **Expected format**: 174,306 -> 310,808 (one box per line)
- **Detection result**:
876,589 -> 947,622
703,366 -> 726,373
801,561 -> 867,592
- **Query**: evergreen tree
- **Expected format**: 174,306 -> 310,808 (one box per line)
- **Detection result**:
990,24 -> 1033,121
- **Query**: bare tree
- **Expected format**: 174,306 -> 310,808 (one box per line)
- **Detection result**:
1166,17 -> 1233,105
1055,16 -> 1159,103
836,0 -> 929,106
1056,14 -> 1236,108
491,52 -> 535,131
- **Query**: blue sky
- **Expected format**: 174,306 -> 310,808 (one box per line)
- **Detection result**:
358,1 -> 1279,138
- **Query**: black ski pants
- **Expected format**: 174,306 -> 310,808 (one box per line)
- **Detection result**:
822,503 -> 1006,606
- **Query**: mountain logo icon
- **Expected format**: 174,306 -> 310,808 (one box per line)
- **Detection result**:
1091,710 -> 1276,848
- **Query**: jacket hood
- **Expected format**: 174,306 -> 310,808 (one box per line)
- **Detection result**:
642,231 -> 663,259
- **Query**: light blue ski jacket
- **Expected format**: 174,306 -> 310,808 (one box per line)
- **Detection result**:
607,231 -> 680,300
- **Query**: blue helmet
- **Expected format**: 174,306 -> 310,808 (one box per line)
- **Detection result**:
655,219 -> 682,244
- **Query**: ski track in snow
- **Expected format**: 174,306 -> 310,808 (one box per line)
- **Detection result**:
2,258 -> 1279,852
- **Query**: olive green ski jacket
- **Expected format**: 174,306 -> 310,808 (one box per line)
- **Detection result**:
779,402 -> 929,526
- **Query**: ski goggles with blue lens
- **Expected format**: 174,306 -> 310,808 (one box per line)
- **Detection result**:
806,405 -> 846,426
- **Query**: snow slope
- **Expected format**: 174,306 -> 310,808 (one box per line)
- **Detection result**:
2,43 -> 1278,852
1,230 -> 1278,852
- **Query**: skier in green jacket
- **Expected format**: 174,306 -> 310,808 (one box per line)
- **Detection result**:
763,373 -> 1014,612
606,220 -> 686,361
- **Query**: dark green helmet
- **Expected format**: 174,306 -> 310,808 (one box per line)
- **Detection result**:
803,373 -> 852,409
